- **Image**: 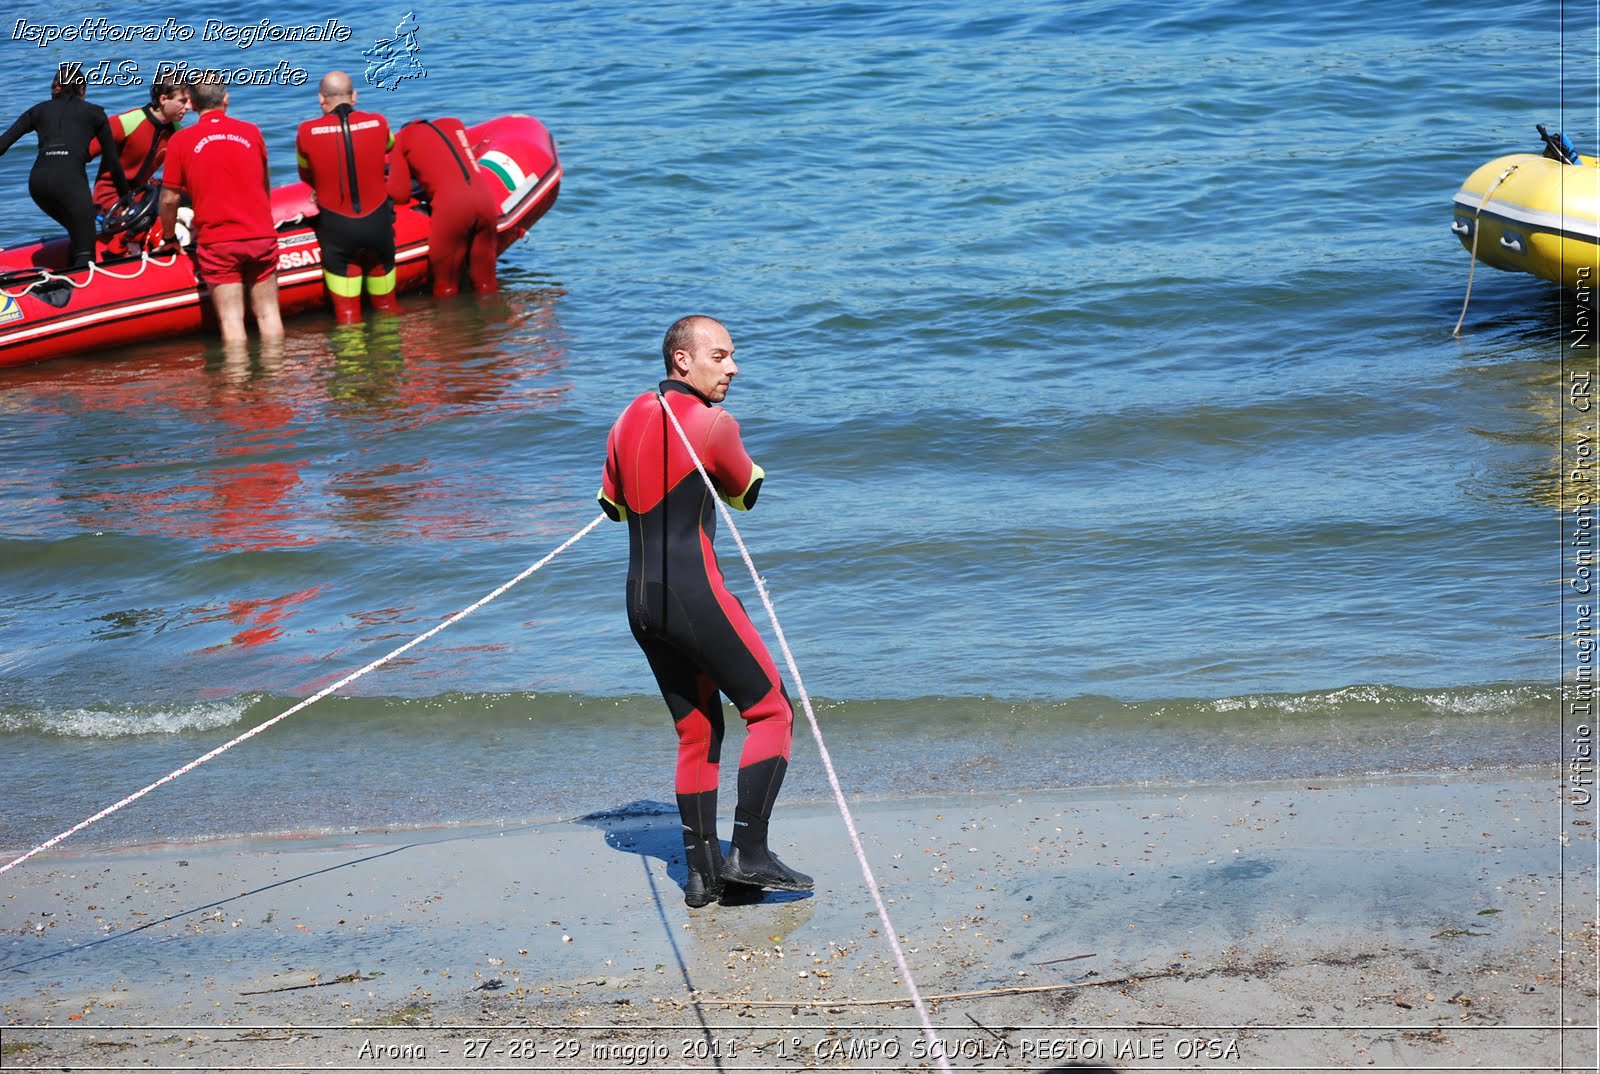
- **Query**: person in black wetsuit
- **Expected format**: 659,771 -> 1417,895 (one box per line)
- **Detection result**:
0,65 -> 131,270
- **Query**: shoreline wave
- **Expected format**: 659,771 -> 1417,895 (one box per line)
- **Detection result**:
0,680 -> 1560,739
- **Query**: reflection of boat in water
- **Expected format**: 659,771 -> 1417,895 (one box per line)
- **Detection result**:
1450,125 -> 1600,294
0,115 -> 561,369
9,285 -> 572,553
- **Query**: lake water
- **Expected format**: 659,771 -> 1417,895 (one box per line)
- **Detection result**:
0,0 -> 1591,853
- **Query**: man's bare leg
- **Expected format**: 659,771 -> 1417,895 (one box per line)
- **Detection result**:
210,282 -> 248,344
250,273 -> 284,338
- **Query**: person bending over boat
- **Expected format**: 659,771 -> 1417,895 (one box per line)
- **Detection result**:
0,65 -> 131,271
386,117 -> 503,297
155,72 -> 283,344
598,316 -> 812,908
89,73 -> 191,215
296,71 -> 397,324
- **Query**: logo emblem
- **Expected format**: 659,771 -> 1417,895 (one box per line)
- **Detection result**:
364,12 -> 426,91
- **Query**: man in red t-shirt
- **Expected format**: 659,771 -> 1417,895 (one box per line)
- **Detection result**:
296,71 -> 396,324
387,117 -> 503,297
156,73 -> 282,343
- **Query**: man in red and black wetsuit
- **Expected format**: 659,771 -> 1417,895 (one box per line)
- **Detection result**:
90,72 -> 190,213
156,72 -> 283,344
296,71 -> 397,324
386,117 -> 502,297
599,315 -> 812,908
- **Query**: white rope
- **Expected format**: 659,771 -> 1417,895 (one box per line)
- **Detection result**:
0,246 -> 185,300
1452,162 -> 1519,336
0,514 -> 606,876
655,393 -> 952,1073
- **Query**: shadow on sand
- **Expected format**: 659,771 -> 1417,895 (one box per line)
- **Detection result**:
574,799 -> 811,908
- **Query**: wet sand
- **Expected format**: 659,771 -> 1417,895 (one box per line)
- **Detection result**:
1,768 -> 1595,1071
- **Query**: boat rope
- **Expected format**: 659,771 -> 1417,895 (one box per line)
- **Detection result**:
0,513 -> 605,877
655,393 -> 952,1073
1452,162 -> 1520,336
0,246 -> 185,300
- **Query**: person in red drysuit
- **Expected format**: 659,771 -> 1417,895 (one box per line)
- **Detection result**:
599,315 -> 812,908
386,117 -> 502,297
155,72 -> 282,344
295,70 -> 397,324
90,72 -> 190,213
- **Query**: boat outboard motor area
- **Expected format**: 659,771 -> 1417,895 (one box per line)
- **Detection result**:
1537,123 -> 1582,165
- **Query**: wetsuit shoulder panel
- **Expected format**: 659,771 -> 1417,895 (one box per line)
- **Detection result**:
600,391 -> 660,518
89,108 -> 136,160
703,408 -> 764,510
114,108 -> 145,140
601,388 -> 713,518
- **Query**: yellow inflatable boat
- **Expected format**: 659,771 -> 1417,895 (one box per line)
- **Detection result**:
1451,127 -> 1600,293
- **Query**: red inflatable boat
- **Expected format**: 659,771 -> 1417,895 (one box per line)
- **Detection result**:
0,115 -> 560,369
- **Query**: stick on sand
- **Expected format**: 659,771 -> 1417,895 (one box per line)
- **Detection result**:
699,969 -> 1176,1008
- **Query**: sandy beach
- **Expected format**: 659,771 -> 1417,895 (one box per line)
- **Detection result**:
2,767 -> 1595,1072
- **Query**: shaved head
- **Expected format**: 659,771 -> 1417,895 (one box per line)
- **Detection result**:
318,70 -> 354,98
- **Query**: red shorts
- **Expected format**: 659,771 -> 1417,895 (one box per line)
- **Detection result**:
197,236 -> 278,286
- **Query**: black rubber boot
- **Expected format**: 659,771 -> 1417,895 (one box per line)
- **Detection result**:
723,778 -> 813,892
684,833 -> 725,908
721,841 -> 813,891
677,789 -> 723,908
